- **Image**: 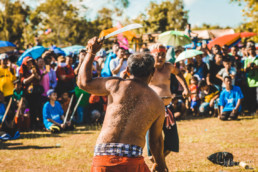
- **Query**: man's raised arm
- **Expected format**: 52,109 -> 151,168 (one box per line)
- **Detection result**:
170,64 -> 190,97
77,37 -> 116,96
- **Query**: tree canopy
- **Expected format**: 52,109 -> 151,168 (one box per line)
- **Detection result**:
134,0 -> 188,33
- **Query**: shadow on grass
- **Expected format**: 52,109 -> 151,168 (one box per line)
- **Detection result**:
0,142 -> 59,150
19,133 -> 61,139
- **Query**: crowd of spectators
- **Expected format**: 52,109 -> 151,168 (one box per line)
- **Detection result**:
0,39 -> 257,138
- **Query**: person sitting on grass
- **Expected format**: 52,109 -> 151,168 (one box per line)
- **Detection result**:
42,89 -> 71,133
199,80 -> 220,116
218,76 -> 244,121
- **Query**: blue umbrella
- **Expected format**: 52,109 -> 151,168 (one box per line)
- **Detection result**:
62,45 -> 85,56
53,47 -> 66,56
17,46 -> 46,66
0,41 -> 16,53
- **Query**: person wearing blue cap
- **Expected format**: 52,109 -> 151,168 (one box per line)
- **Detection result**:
42,89 -> 71,133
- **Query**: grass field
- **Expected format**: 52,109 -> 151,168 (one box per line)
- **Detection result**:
0,115 -> 257,171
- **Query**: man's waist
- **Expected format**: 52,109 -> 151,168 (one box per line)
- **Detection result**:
94,143 -> 143,158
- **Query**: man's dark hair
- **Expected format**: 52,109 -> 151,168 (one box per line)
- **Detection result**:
113,42 -> 119,46
199,80 -> 207,88
79,49 -> 86,54
127,53 -> 155,78
224,75 -> 232,81
175,46 -> 184,54
214,44 -> 221,51
186,64 -> 193,72
118,47 -> 125,51
232,45 -> 238,51
222,56 -> 231,62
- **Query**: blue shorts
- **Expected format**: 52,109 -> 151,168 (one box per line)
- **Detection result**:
191,100 -> 200,109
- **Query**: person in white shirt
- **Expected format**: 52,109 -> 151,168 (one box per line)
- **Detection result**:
110,47 -> 127,77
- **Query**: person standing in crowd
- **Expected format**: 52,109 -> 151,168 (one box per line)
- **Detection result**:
148,43 -> 189,161
77,37 -> 167,171
222,45 -> 235,66
0,53 -> 16,102
243,46 -> 258,115
42,89 -> 71,133
185,23 -> 198,49
207,53 -> 224,88
231,46 -> 241,64
193,54 -> 209,80
216,57 -> 236,88
42,51 -> 57,89
56,56 -> 75,96
66,56 -> 74,69
110,47 -> 127,77
38,58 -> 50,98
211,44 -> 222,60
19,56 -> 43,130
74,50 -> 87,76
219,76 -> 243,120
101,42 -> 119,77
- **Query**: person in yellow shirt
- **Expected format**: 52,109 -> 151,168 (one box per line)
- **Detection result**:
0,53 -> 16,102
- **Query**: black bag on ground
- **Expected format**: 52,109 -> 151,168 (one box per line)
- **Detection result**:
207,152 -> 234,166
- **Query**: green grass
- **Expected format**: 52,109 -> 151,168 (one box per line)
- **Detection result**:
0,116 -> 257,171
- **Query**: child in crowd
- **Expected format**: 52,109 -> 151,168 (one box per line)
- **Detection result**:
199,80 -> 220,116
189,76 -> 200,116
12,80 -> 23,103
42,89 -> 72,133
216,57 -> 236,88
170,94 -> 186,120
59,92 -> 71,115
14,99 -> 30,131
184,64 -> 194,86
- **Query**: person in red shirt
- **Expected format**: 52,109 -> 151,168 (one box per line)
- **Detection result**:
55,56 -> 75,97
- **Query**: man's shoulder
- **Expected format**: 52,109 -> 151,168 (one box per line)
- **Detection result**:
164,62 -> 174,70
43,101 -> 50,108
232,85 -> 241,91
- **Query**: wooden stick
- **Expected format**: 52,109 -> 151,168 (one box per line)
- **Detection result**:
14,97 -> 24,119
1,98 -> 13,126
69,94 -> 83,123
63,94 -> 74,124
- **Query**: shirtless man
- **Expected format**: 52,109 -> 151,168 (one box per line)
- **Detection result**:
148,43 -> 189,159
77,37 -> 167,172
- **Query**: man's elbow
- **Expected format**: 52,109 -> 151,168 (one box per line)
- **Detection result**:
77,80 -> 86,90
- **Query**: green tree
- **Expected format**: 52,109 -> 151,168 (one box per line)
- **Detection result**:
0,0 -> 30,47
94,8 -> 113,31
135,0 -> 188,33
230,0 -> 258,41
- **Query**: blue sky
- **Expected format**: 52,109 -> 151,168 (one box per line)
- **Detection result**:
80,0 -> 246,27
4,0 -> 246,27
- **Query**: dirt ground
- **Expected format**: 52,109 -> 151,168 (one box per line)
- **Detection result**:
0,115 -> 257,171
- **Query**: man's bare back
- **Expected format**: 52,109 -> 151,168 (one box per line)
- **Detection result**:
96,79 -> 164,148
77,37 -> 167,171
